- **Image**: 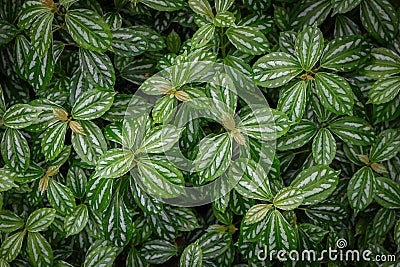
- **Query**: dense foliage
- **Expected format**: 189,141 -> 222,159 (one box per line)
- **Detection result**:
0,0 -> 400,266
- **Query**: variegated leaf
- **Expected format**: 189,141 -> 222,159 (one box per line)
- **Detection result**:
96,148 -> 135,178
328,116 -> 375,146
277,119 -> 317,151
47,179 -> 76,216
294,25 -> 324,71
226,26 -> 269,55
3,104 -> 41,129
370,129 -> 400,162
273,187 -> 304,210
375,176 -> 400,209
1,128 -> 30,173
312,128 -> 336,165
26,208 -> 56,232
64,204 -> 88,237
263,210 -> 297,251
140,240 -> 177,264
26,232 -> 53,267
180,243 -> 203,267
347,166 -> 375,211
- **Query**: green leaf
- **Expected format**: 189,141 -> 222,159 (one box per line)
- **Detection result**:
291,165 -> 339,205
66,165 -> 87,198
276,119 -> 318,151
64,204 -> 89,237
191,24 -> 215,48
180,243 -> 203,267
273,5 -> 290,31
71,120 -> 108,166
18,1 -> 52,29
195,133 -> 232,182
167,30 -> 181,53
368,76 -> 400,105
65,8 -> 112,52
0,210 -> 25,233
230,158 -> 272,201
252,52 -> 302,88
299,223 -> 329,243
126,247 -> 147,267
131,26 -> 166,51
47,179 -> 76,215
244,204 -> 273,224
87,178 -> 113,212
26,208 -> 56,232
1,128 -> 30,173
334,15 -> 361,37
3,104 -> 41,129
290,0 -> 331,30
312,128 -> 336,165
320,35 -> 370,72
140,240 -> 177,264
0,168 -> 17,192
141,0 -> 185,11
370,129 -> 400,162
96,148 -> 135,178
328,116 -> 375,146
139,125 -> 183,154
197,231 -> 231,259
71,89 -> 115,120
375,176 -> 400,209
238,108 -> 291,140
273,187 -> 304,210
277,80 -> 307,122
0,20 -> 19,45
84,241 -> 118,267
313,72 -> 354,115
29,11 -> 53,57
152,95 -> 177,123
188,0 -> 214,18
264,210 -> 297,251
25,46 -> 55,91
26,232 -> 53,267
360,0 -> 398,44
295,25 -> 324,71
331,0 -> 362,15
41,122 -> 68,161
79,49 -> 116,91
372,208 -> 396,237
364,48 -> 400,79
347,166 -> 375,211
0,231 -> 24,262
305,200 -> 347,225
112,28 -> 148,57
137,158 -> 184,199
226,26 -> 269,55
213,11 -> 235,27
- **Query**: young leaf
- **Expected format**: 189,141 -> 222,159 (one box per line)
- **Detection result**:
252,52 -> 302,88
139,125 -> 183,154
273,187 -> 304,210
188,0 -> 214,18
295,25 -> 324,71
312,128 -> 336,165
84,241 -> 118,267
25,208 -> 56,232
313,72 -> 354,115
226,26 -> 269,55
347,166 -> 375,211
65,8 -> 112,52
244,204 -> 273,224
191,24 -> 215,48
